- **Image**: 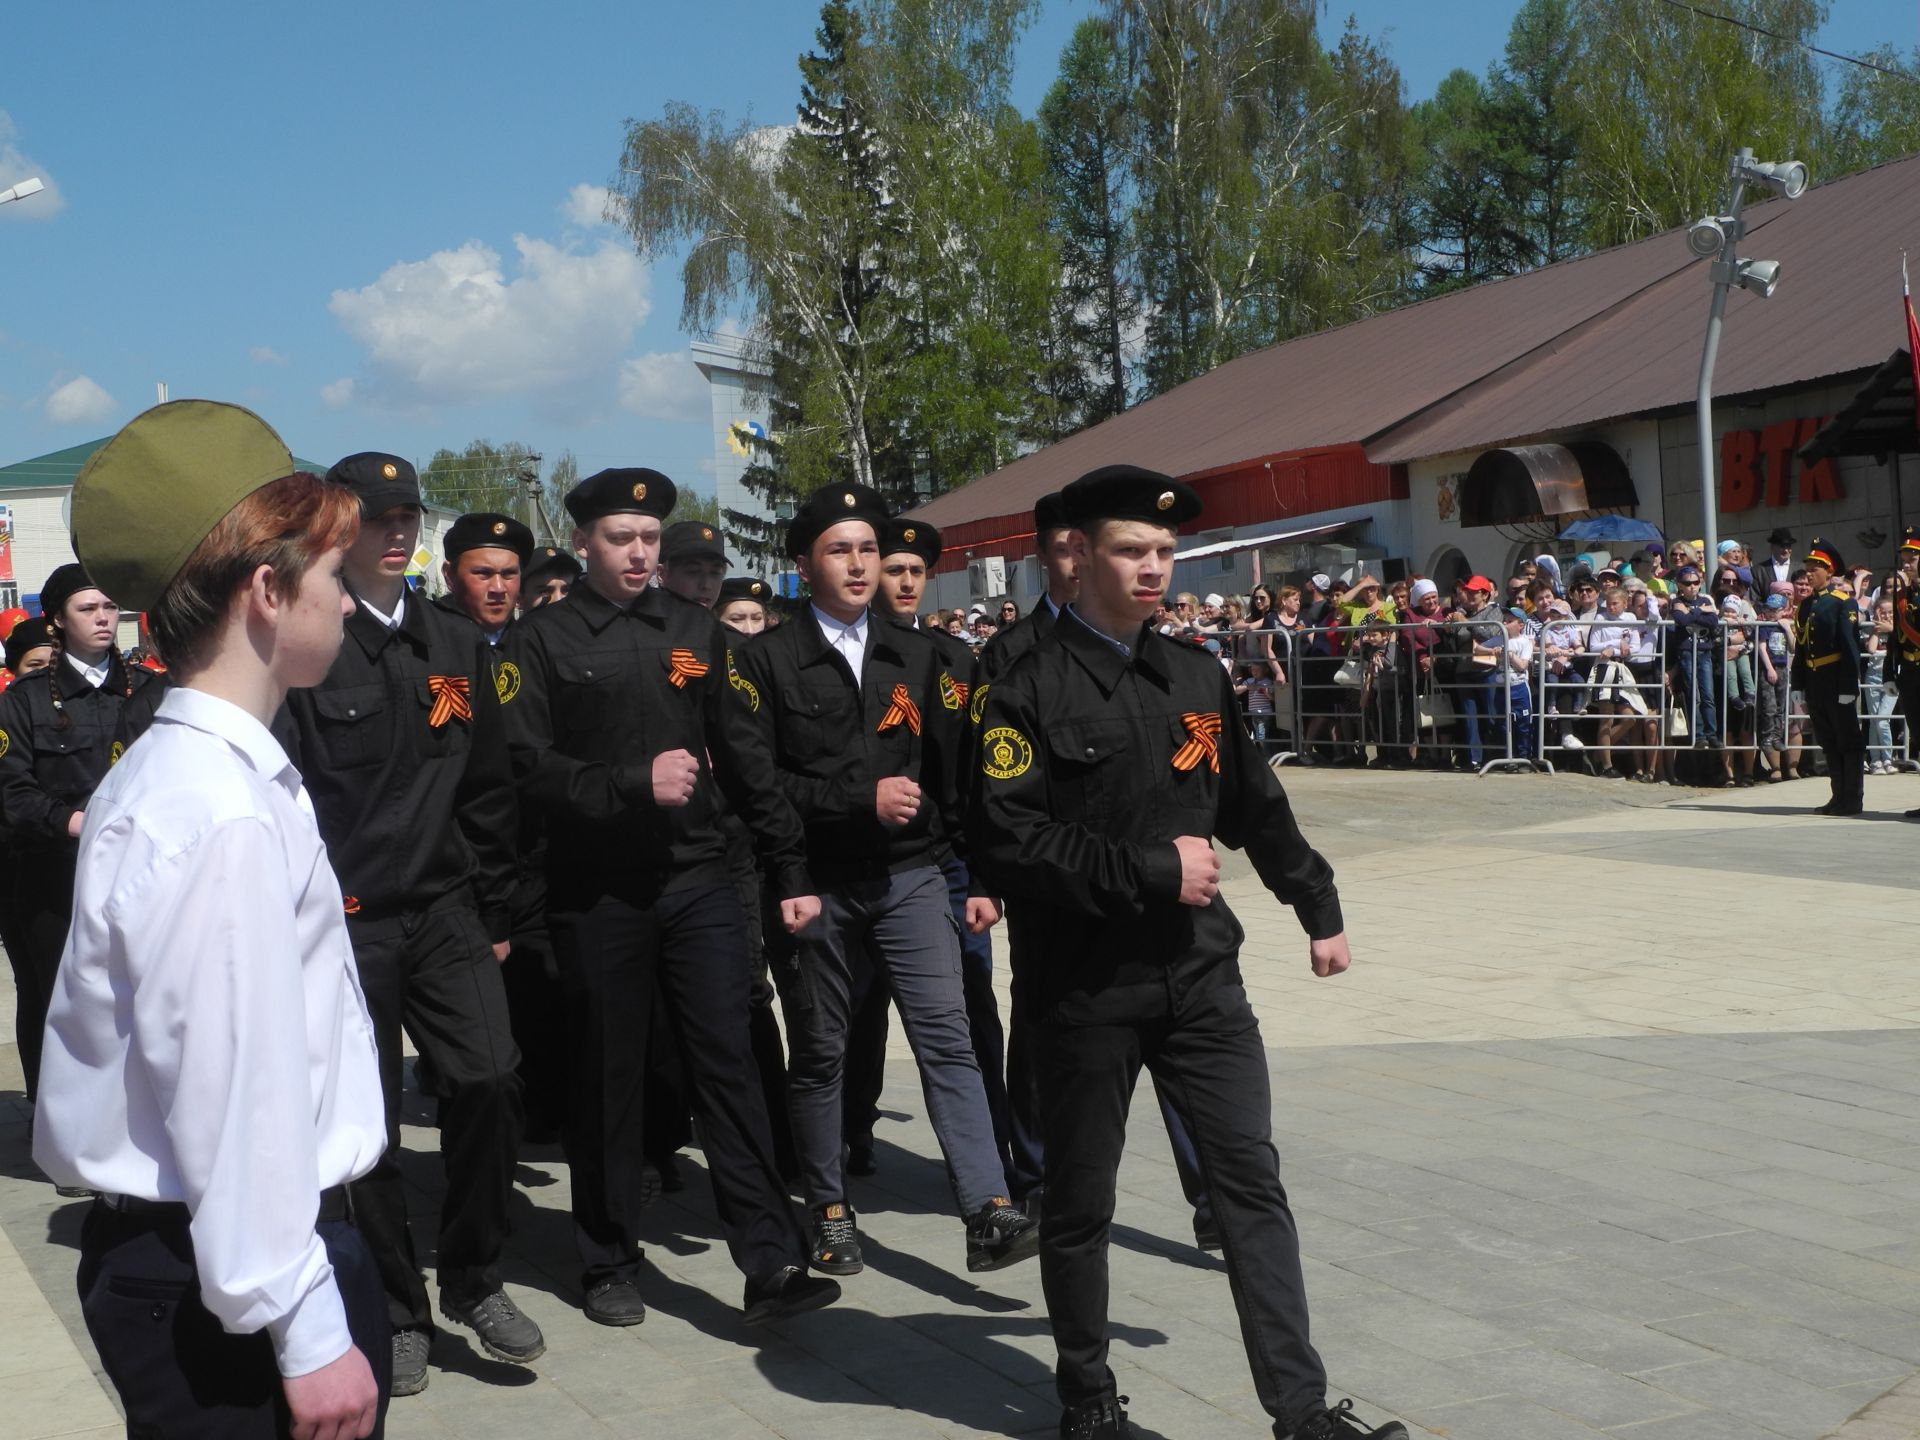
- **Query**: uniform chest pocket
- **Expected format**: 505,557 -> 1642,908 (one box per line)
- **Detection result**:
783,683 -> 849,765
413,676 -> 473,757
1045,720 -> 1130,824
310,685 -> 388,770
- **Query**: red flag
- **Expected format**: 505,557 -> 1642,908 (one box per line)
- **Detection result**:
1906,255 -> 1920,435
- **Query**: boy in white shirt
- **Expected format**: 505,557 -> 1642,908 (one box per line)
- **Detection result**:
1499,608 -> 1536,761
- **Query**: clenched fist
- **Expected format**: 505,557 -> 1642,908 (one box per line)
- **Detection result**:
652,749 -> 701,808
876,776 -> 923,827
1173,835 -> 1220,907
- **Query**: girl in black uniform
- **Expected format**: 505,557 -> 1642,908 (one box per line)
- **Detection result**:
0,564 -> 158,1109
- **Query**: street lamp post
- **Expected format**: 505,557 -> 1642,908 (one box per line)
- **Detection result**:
1690,148 -> 1807,565
0,176 -> 45,208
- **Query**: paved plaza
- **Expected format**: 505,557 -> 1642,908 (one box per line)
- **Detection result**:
2,767 -> 1918,1440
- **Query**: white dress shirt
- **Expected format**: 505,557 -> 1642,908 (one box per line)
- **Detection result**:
356,590 -> 405,630
812,603 -> 869,687
34,687 -> 385,1378
65,650 -> 110,689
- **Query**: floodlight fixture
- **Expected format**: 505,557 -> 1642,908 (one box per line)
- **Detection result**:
1686,216 -> 1732,258
0,176 -> 45,206
1731,154 -> 1808,199
1733,258 -> 1781,299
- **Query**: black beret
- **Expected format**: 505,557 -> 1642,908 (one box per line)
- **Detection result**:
1804,537 -> 1844,573
327,451 -> 421,518
39,562 -> 97,619
717,575 -> 773,606
565,467 -> 677,526
880,517 -> 940,568
522,545 -> 584,586
1033,491 -> 1070,537
785,482 -> 888,558
5,614 -> 57,672
661,520 -> 726,566
1060,464 -> 1201,529
445,512 -> 533,565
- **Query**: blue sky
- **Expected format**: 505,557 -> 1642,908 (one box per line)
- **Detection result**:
1,1 -> 1910,495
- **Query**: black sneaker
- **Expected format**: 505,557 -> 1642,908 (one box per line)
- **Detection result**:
391,1328 -> 431,1397
441,1290 -> 545,1363
743,1265 -> 842,1324
966,1196 -> 1040,1272
1289,1398 -> 1409,1440
1060,1393 -> 1134,1438
811,1201 -> 864,1275
583,1278 -> 647,1327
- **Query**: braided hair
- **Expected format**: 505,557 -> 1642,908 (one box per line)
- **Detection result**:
45,600 -> 132,734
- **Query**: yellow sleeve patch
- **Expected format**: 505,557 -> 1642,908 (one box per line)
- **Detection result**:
968,682 -> 991,727
939,671 -> 967,710
110,740 -> 125,765
981,725 -> 1033,781
0,727 -> 12,759
494,661 -> 521,705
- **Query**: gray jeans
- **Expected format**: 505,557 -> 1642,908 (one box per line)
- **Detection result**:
783,864 -> 1005,1215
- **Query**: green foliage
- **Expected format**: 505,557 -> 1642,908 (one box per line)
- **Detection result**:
1830,46 -> 1920,173
420,440 -> 540,519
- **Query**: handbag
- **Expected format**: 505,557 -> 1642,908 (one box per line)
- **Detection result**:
1666,703 -> 1689,740
1417,688 -> 1454,729
1333,656 -> 1365,687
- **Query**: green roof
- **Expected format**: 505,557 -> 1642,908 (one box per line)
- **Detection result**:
0,436 -> 331,490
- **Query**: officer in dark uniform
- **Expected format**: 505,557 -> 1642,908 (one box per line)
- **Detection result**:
969,465 -> 1407,1440
435,511 -> 533,646
733,483 -> 1037,1278
521,545 -> 583,610
0,563 -> 159,1115
498,466 -> 838,1328
278,453 -> 540,1395
1892,529 -> 1920,818
1792,537 -> 1865,817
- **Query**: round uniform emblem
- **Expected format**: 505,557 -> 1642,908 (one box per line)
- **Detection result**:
0,727 -> 12,759
702,526 -> 714,539
903,527 -> 916,543
109,740 -> 125,765
495,661 -> 522,705
491,520 -> 507,536
382,462 -> 399,480
632,482 -> 648,502
981,725 -> 1032,781
969,682 -> 991,727
843,491 -> 857,507
1156,491 -> 1175,511
751,581 -> 765,597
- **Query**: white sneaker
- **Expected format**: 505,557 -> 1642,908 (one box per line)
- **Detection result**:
1562,735 -> 1585,749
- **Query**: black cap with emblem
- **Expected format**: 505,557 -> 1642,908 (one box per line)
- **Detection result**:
5,614 -> 57,672
1061,464 -> 1202,529
661,520 -> 727,566
523,545 -> 584,586
445,512 -> 534,565
880,517 -> 941,568
564,467 -> 678,526
327,451 -> 422,518
38,562 -> 97,621
1034,491 -> 1070,539
785,481 -> 889,558
717,575 -> 772,605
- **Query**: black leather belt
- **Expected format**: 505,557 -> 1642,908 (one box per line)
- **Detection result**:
100,1184 -> 350,1223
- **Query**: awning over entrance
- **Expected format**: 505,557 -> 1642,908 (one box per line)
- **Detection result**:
1174,518 -> 1363,563
1460,442 -> 1637,527
1799,349 -> 1917,465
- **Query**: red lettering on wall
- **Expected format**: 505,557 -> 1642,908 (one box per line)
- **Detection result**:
1719,430 -> 1759,511
1758,420 -> 1801,508
1796,417 -> 1845,503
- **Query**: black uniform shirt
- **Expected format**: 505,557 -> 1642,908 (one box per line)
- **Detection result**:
734,605 -> 974,889
968,608 -> 1341,1024
976,595 -> 1058,686
1792,585 -> 1862,691
498,581 -> 811,907
278,591 -> 518,940
0,654 -> 159,856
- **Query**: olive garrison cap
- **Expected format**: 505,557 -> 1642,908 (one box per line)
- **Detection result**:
523,545 -> 584,586
445,512 -> 534,565
785,481 -> 888,558
72,400 -> 297,613
717,575 -> 772,605
879,517 -> 941,568
1060,464 -> 1202,529
661,520 -> 726,566
565,467 -> 677,525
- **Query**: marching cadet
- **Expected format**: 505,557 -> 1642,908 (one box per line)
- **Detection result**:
1792,537 -> 1865,817
977,491 -> 1074,686
969,465 -> 1407,1440
716,574 -> 772,635
864,517 -> 1011,1187
733,483 -> 1038,1277
3,613 -> 58,680
37,400 -> 389,1440
436,512 -> 533,645
521,545 -> 582,611
278,454 -> 538,1397
658,518 -> 729,608
1894,530 -> 1920,819
0,562 -> 160,1118
498,467 -> 838,1328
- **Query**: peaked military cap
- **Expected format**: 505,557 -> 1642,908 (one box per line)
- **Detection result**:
880,517 -> 941,568
523,545 -> 584,586
1804,537 -> 1844,573
1033,491 -> 1070,538
661,519 -> 726,566
1901,527 -> 1920,555
328,451 -> 422,518
565,467 -> 677,525
445,512 -> 533,565
785,482 -> 888,558
717,575 -> 773,606
1061,464 -> 1202,528
73,400 -> 297,613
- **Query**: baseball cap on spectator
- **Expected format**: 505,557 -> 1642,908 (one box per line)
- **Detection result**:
1203,592 -> 1225,607
1765,593 -> 1788,610
1506,606 -> 1527,620
1202,637 -> 1223,653
1732,565 -> 1752,586
1674,565 -> 1702,582
1310,572 -> 1332,591
1598,567 -> 1622,583
1544,597 -> 1573,616
1409,578 -> 1438,603
1463,575 -> 1495,595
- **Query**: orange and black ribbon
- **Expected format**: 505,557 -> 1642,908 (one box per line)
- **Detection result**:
343,895 -> 362,916
940,671 -> 970,711
667,648 -> 710,689
426,675 -> 472,728
1171,712 -> 1223,773
878,683 -> 922,735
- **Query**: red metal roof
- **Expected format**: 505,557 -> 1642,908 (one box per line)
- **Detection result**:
909,152 -> 1920,527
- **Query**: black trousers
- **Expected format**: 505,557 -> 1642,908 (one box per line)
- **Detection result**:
500,892 -> 569,1140
1805,682 -> 1865,810
2,855 -> 73,1105
550,883 -> 805,1290
78,1203 -> 391,1439
1897,669 -> 1920,757
349,904 -> 523,1331
1038,980 -> 1325,1431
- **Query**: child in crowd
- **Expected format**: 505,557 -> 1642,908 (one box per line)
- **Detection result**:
1756,588 -> 1795,782
1720,595 -> 1757,785
1865,597 -> 1899,774
1236,660 -> 1276,745
1499,607 -> 1535,762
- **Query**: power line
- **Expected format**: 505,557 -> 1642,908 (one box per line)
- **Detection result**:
1655,0 -> 1920,83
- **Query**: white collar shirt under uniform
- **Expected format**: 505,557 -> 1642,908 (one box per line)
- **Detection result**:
65,651 -> 109,689
33,687 -> 385,1378
812,603 -> 869,687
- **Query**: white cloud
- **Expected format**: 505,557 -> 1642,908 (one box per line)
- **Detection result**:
617,352 -> 707,422
0,111 -> 63,221
45,375 -> 114,426
329,235 -> 651,409
250,345 -> 288,366
320,377 -> 356,408
563,183 -> 616,228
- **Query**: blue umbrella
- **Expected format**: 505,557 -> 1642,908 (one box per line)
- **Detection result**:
1556,517 -> 1663,545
